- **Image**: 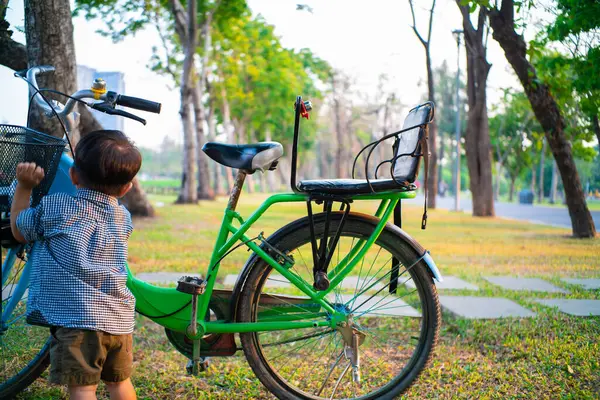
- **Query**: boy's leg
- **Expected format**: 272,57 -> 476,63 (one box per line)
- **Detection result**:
102,333 -> 135,400
69,384 -> 99,400
105,378 -> 137,400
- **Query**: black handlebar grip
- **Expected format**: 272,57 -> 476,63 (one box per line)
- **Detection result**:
116,95 -> 162,114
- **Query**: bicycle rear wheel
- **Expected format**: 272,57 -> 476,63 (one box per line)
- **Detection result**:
1,247 -> 51,399
238,212 -> 440,400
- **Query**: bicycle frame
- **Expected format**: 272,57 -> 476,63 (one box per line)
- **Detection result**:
2,152 -> 418,336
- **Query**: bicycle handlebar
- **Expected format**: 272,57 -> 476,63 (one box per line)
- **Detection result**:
22,66 -> 162,128
116,95 -> 162,114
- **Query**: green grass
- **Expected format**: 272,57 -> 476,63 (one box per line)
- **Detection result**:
14,193 -> 600,399
534,199 -> 600,211
139,179 -> 179,189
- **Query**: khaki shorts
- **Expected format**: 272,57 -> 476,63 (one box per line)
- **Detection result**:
49,327 -> 133,386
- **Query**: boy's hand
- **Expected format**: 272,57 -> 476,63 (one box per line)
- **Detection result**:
16,162 -> 45,190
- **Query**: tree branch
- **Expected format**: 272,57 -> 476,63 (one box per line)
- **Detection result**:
169,0 -> 188,44
408,0 -> 427,47
152,10 -> 178,83
426,0 -> 436,44
0,2 -> 27,71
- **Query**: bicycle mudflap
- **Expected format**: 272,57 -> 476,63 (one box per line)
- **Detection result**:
306,196 -> 351,292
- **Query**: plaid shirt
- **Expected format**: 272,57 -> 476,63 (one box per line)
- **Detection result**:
17,188 -> 135,334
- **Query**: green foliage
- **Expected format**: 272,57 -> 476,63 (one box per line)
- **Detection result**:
138,137 -> 182,178
490,90 -> 542,182
546,0 -> 600,41
210,13 -> 331,145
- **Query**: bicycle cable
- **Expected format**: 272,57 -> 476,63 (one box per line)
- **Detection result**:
134,235 -> 261,320
15,73 -> 89,156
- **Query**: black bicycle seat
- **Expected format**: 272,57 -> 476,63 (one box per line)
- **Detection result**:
202,142 -> 283,173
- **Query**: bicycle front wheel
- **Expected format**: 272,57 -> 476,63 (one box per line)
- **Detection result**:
238,212 -> 440,400
1,247 -> 51,399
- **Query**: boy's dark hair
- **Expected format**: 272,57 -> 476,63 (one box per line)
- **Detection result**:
74,130 -> 142,196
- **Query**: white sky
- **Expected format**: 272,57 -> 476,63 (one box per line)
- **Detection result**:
0,0 -> 520,149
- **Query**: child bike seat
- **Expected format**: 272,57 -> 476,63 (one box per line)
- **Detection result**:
297,179 -> 416,195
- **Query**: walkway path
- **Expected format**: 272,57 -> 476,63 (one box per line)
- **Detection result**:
130,272 -> 600,319
411,195 -> 600,229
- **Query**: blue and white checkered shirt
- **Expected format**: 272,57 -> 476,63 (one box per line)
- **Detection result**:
16,188 -> 135,335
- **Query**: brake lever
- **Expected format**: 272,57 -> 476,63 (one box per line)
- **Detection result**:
91,103 -> 147,125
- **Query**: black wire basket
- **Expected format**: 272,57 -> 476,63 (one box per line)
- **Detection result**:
0,125 -> 66,212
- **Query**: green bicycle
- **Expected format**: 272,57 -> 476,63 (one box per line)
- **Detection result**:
1,66 -> 442,399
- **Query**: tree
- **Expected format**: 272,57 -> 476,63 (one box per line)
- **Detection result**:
0,0 -> 154,216
480,0 -> 596,237
489,90 -> 541,201
432,61 -> 466,191
456,2 -> 495,216
408,0 -> 438,208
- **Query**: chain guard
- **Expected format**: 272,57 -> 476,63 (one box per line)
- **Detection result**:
165,291 -> 237,358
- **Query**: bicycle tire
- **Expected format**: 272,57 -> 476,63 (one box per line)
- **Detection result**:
1,248 -> 51,399
238,212 -> 440,400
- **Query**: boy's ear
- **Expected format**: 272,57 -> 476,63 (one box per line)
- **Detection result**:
69,167 -> 79,186
117,182 -> 134,198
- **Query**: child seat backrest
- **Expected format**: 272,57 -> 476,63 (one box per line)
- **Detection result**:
391,103 -> 433,183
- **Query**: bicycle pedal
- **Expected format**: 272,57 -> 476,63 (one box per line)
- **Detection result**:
313,271 -> 330,291
176,276 -> 206,295
185,357 -> 210,375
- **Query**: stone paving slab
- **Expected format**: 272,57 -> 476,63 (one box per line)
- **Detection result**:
339,276 -> 385,292
561,278 -> 600,290
135,272 -> 201,284
336,294 -> 421,317
405,276 -> 479,291
439,296 -> 536,319
484,276 -> 569,293
533,299 -> 600,316
223,274 -> 290,288
223,274 -> 239,287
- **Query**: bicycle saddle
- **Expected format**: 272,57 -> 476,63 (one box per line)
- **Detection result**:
202,142 -> 284,173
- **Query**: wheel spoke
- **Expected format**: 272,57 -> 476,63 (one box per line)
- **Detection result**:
243,219 -> 439,400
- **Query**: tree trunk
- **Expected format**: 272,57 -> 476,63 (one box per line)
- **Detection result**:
265,129 -> 277,192
438,131 -> 445,187
0,2 -> 27,71
593,114 -> 600,148
509,175 -> 516,202
332,75 -> 344,179
207,91 -> 223,195
550,160 -> 559,204
220,84 -> 235,189
425,48 -> 438,208
458,4 -> 495,217
494,161 -> 502,201
120,179 -> 154,217
175,0 -> 198,204
193,16 -> 214,201
19,0 -> 153,215
538,137 -> 546,202
530,165 -> 536,201
177,89 -> 197,203
192,80 -> 213,200
488,0 -> 595,237
24,0 -> 79,142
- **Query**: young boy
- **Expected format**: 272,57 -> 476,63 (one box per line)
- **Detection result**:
10,130 -> 142,400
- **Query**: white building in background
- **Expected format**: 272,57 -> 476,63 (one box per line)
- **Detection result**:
77,65 -> 125,132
